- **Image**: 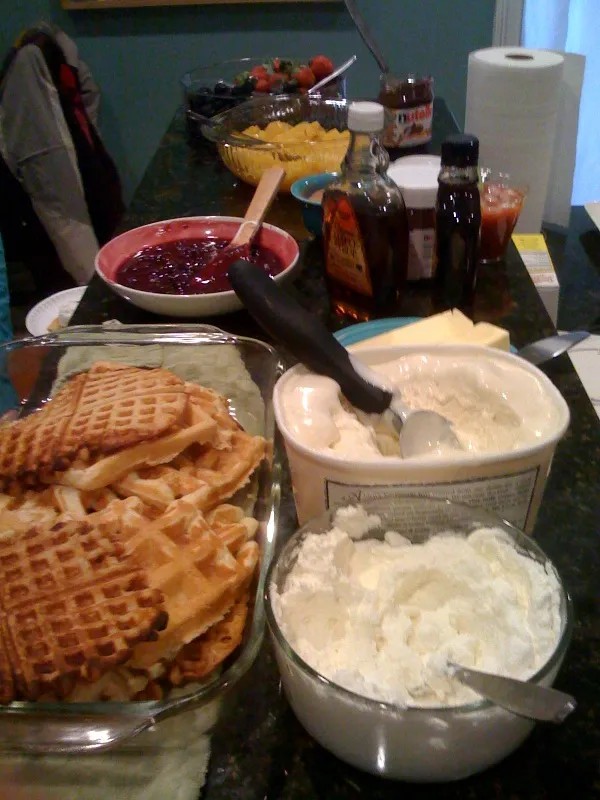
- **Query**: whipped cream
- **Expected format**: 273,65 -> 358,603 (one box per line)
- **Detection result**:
272,505 -> 562,708
280,351 -> 563,459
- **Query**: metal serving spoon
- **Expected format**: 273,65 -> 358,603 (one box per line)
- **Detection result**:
308,55 -> 358,95
228,261 -> 461,459
344,0 -> 389,77
448,662 -> 577,723
517,330 -> 590,366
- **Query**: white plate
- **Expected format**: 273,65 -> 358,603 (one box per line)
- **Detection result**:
584,201 -> 600,231
567,333 -> 600,421
25,287 -> 86,336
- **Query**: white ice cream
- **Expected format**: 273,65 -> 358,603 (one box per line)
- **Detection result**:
272,505 -> 563,708
280,351 -> 563,459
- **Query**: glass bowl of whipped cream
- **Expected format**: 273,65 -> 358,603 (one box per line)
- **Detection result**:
265,496 -> 573,782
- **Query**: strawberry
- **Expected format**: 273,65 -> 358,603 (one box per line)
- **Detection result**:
267,72 -> 284,91
272,57 -> 294,74
254,77 -> 270,93
250,65 -> 268,79
309,55 -> 334,81
293,66 -> 315,89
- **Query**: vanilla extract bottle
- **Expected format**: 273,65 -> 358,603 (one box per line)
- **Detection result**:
322,101 -> 409,322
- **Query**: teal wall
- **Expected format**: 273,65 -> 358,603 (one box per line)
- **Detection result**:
0,1 -> 494,204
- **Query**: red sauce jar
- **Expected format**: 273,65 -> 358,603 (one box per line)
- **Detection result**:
377,75 -> 434,152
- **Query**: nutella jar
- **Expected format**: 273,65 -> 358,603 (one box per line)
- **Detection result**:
388,156 -> 439,280
378,75 -> 434,152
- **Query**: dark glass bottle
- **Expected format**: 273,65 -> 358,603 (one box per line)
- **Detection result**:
434,133 -> 481,310
322,101 -> 409,322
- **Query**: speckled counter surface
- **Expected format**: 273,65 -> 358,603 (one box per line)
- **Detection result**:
72,107 -> 600,798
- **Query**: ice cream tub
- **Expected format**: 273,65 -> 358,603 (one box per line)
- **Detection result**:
273,344 -> 570,533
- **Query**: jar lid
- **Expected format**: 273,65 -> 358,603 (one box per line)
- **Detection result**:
388,157 -> 439,209
348,101 -> 384,133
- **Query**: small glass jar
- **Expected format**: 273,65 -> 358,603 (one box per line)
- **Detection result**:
377,75 -> 434,152
389,157 -> 439,280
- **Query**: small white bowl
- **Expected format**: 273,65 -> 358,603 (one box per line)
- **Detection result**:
95,215 -> 300,317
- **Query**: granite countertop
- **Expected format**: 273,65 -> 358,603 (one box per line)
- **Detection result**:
72,105 -> 600,798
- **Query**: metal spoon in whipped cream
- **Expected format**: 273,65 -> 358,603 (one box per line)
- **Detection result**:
448,662 -> 576,723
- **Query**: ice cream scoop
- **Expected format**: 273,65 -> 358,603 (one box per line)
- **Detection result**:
228,261 -> 461,458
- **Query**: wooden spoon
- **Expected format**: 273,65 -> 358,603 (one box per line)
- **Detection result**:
203,166 -> 284,278
205,166 -> 284,278
223,166 -> 285,257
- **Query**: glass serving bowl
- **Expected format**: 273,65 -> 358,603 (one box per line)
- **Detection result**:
0,324 -> 284,753
201,95 -> 350,192
181,57 -> 346,142
265,496 -> 573,782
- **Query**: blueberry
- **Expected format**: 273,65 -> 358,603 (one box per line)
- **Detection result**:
214,81 -> 233,95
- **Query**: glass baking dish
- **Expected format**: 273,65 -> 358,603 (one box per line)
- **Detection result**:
0,324 -> 285,753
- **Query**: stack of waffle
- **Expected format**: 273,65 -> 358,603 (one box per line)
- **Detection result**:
0,361 -> 267,703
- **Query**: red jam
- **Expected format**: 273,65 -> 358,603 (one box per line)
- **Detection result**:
116,237 -> 286,295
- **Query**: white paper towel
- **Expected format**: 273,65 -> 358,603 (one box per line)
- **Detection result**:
465,47 -> 564,233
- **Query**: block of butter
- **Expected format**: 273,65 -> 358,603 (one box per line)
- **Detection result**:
347,309 -> 510,351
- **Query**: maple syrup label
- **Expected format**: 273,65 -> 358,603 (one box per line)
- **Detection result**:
325,196 -> 373,296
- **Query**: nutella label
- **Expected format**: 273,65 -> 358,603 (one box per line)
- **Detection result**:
325,196 -> 373,296
383,101 -> 433,149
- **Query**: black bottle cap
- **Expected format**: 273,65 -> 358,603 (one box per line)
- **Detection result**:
441,133 -> 479,167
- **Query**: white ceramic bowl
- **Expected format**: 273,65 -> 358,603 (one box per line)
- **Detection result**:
266,496 -> 573,782
95,216 -> 300,317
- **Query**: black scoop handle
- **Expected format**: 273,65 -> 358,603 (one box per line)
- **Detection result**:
228,260 -> 391,414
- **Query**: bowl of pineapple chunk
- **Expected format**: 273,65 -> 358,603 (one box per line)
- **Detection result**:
201,95 -> 350,191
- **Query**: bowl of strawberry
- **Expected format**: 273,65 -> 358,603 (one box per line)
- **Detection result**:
182,55 -> 343,141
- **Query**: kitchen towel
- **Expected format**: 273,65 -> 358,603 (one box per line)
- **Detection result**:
465,47 -> 573,232
0,710 -> 212,800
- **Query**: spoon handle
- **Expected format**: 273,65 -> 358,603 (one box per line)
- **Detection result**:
449,662 -> 577,723
228,260 -> 391,412
228,167 -> 285,248
309,54 -> 357,95
344,0 -> 389,74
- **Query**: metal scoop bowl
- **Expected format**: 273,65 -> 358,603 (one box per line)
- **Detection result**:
228,261 -> 460,458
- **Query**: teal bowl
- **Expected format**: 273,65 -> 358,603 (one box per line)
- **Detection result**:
290,172 -> 338,237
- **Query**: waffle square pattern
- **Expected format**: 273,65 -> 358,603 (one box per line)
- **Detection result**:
0,362 -> 267,703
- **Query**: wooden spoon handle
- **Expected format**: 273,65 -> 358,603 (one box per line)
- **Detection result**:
228,167 -> 285,248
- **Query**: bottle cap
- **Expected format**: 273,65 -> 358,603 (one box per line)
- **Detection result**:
348,101 -> 385,133
441,133 -> 479,167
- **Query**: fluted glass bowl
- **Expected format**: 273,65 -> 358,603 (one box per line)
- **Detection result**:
201,95 -> 350,192
266,496 -> 573,782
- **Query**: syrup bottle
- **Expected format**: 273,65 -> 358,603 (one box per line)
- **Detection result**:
434,133 -> 481,310
322,101 -> 408,322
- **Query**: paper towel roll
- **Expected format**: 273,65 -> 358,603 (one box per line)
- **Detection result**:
465,47 -> 564,233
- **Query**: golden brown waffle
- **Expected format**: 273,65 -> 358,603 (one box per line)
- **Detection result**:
0,520 -> 167,701
169,592 -> 249,686
0,373 -> 85,481
58,362 -> 189,458
0,623 -> 14,704
120,505 -> 259,669
56,407 -> 217,492
0,363 -> 190,485
0,363 -> 266,702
